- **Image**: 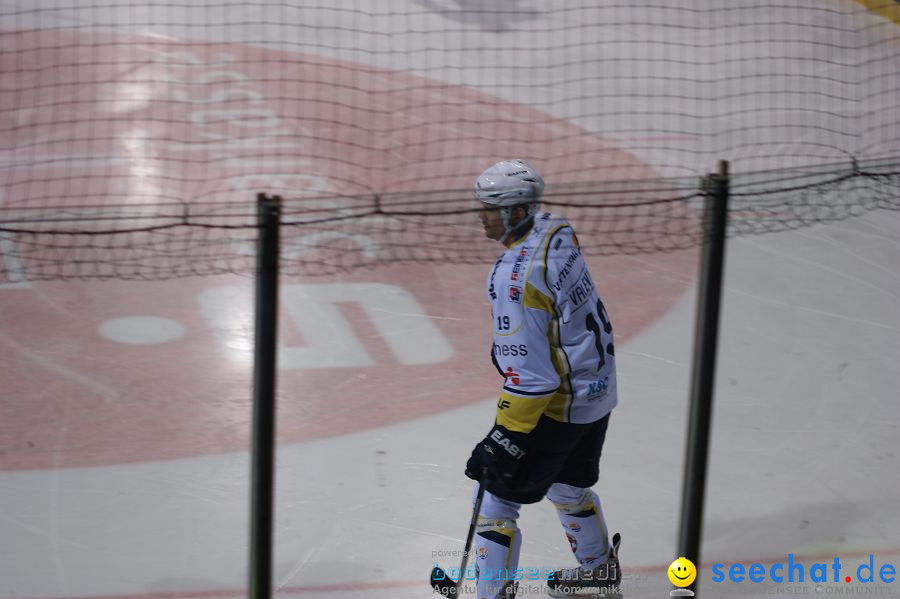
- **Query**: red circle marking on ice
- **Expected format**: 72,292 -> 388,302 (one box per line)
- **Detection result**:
0,31 -> 697,470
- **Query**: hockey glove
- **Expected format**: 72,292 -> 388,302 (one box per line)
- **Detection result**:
465,424 -> 530,484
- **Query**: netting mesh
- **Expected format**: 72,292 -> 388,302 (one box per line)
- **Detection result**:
2,159 -> 898,281
1,1 -> 899,281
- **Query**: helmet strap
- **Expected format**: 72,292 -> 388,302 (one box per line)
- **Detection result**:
499,208 -> 535,245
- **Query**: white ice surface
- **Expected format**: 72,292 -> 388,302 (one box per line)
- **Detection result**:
2,210 -> 898,598
1,1 -> 899,598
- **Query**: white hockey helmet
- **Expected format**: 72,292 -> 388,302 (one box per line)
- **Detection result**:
474,159 -> 544,239
474,159 -> 544,206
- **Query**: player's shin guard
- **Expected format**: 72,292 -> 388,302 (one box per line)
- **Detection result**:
473,517 -> 521,598
549,485 -> 611,571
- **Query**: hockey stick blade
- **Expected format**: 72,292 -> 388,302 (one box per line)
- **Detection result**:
430,565 -> 461,597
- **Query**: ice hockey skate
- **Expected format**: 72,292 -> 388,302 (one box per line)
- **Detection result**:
546,533 -> 622,598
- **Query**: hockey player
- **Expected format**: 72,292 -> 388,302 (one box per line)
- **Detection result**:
464,160 -> 622,598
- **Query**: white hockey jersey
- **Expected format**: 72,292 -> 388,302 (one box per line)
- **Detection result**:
487,213 -> 617,434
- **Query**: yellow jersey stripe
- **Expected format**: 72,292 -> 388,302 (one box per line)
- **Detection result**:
495,389 -> 555,433
523,281 -> 553,313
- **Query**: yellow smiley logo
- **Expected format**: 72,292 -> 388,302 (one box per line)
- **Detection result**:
668,557 -> 697,587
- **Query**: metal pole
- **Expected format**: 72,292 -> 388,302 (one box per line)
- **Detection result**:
677,161 -> 730,595
249,193 -> 281,599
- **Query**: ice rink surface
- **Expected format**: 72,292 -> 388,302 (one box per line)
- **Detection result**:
1,1 -> 899,598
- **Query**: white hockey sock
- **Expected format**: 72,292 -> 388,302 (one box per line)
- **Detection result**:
549,485 -> 610,569
473,516 -> 522,598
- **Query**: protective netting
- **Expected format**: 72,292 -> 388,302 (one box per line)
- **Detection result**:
1,1 -> 899,280
2,159 -> 898,281
728,158 -> 900,236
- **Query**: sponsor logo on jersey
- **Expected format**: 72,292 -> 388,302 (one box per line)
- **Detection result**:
488,257 -> 502,300
510,248 -> 528,281
567,271 -> 594,309
497,399 -> 511,410
587,375 -> 610,398
552,248 -> 581,292
508,285 -> 522,303
567,534 -> 578,552
493,343 -> 528,357
504,366 -> 521,385
568,523 -> 582,533
478,547 -> 488,560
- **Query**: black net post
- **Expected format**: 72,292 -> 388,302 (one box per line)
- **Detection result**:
677,161 -> 730,595
249,193 -> 282,599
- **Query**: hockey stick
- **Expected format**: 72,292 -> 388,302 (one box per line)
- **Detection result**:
430,475 -> 487,597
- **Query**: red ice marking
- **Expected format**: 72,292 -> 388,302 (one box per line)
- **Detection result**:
0,30 -> 696,470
